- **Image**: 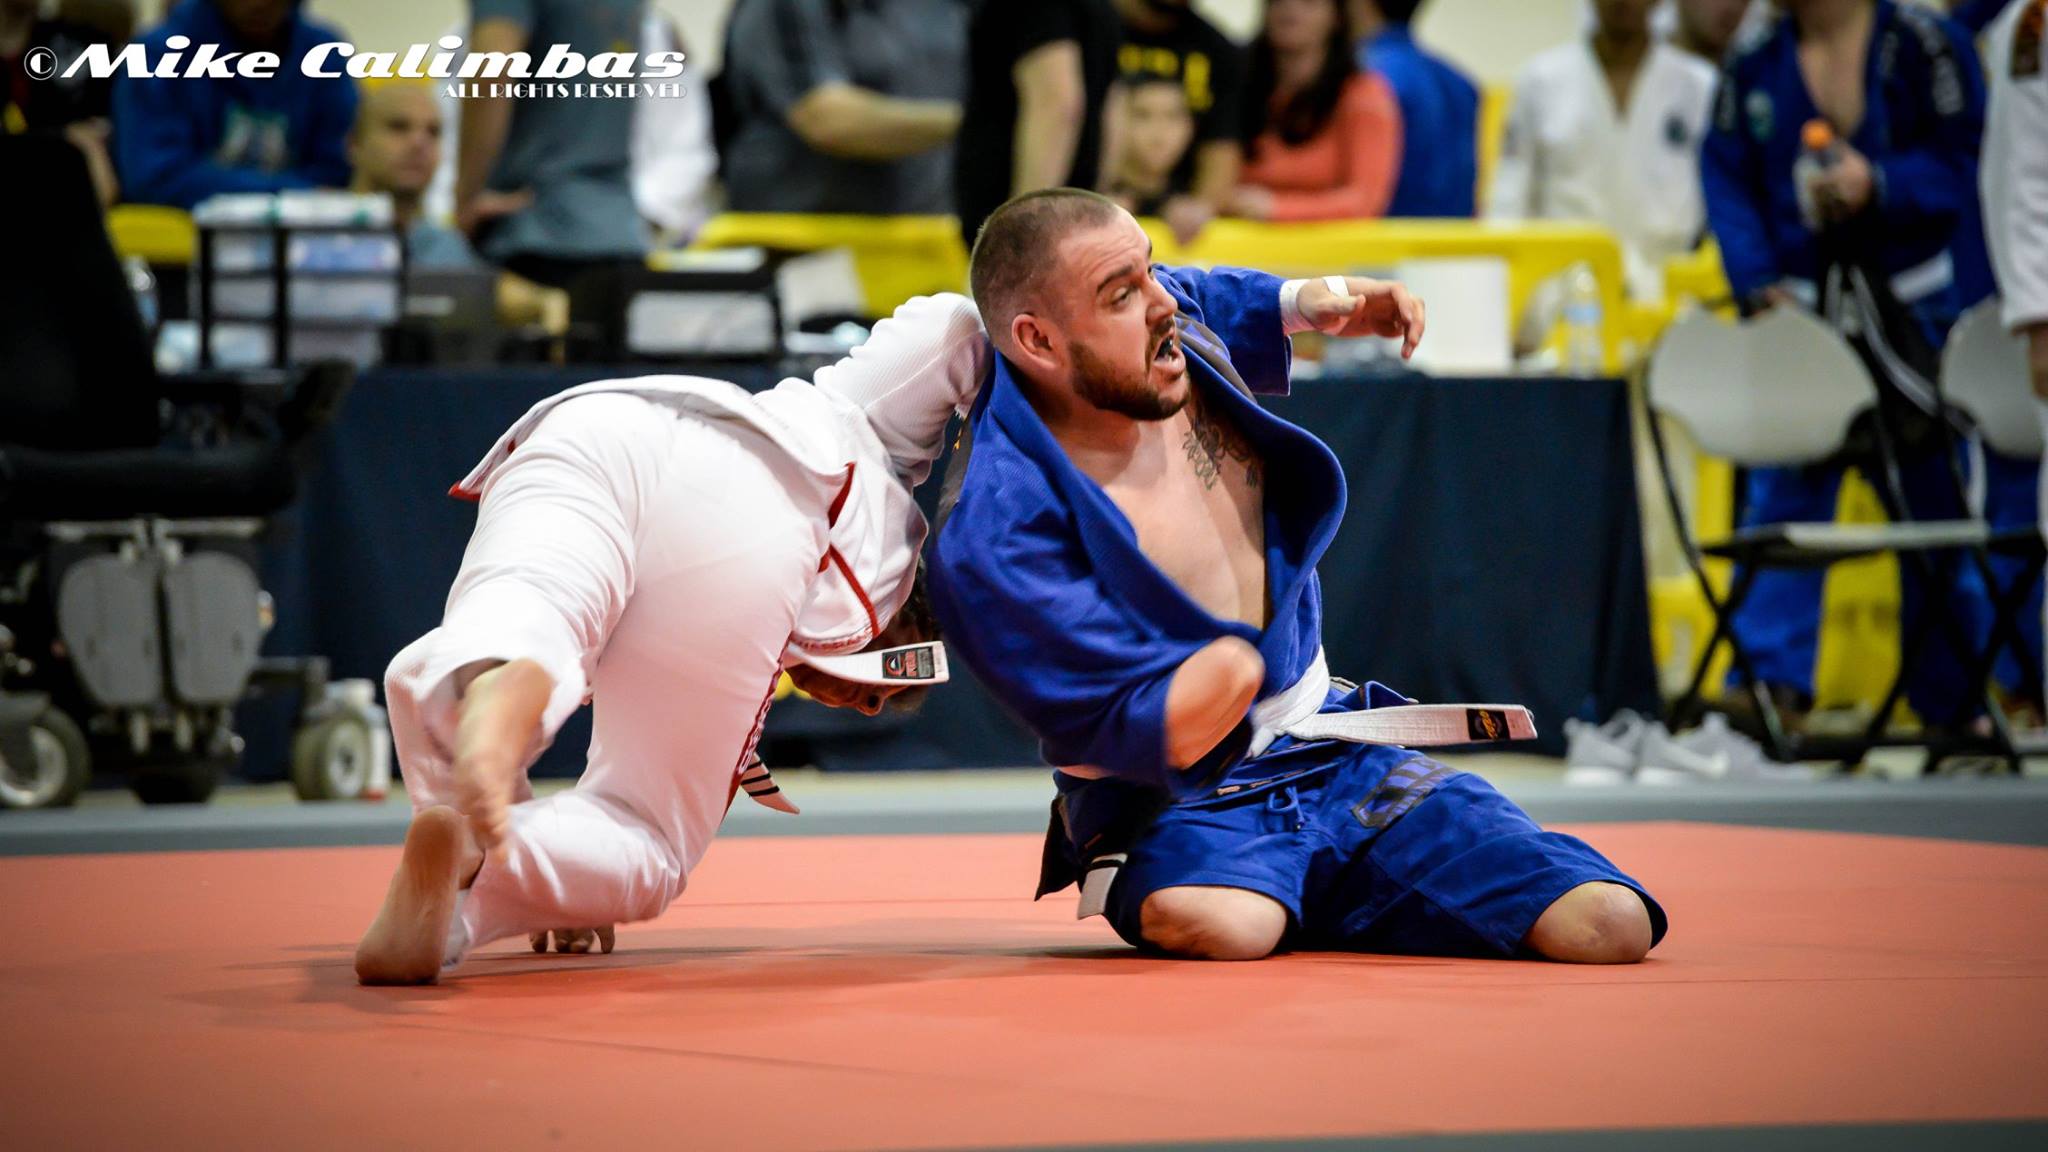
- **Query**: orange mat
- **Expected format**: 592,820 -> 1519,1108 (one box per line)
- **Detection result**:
3,822 -> 2045,1150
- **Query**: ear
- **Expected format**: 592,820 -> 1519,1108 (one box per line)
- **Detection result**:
1008,311 -> 1062,377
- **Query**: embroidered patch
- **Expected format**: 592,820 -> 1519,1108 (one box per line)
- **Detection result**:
1466,708 -> 1511,741
881,645 -> 938,681
1353,760 -> 1459,832
1664,112 -> 1691,148
1745,89 -> 1775,142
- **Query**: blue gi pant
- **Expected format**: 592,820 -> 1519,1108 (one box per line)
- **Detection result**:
1101,743 -> 1669,958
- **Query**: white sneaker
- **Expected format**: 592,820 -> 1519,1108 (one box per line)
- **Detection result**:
1564,710 -> 1655,785
1640,713 -> 1816,784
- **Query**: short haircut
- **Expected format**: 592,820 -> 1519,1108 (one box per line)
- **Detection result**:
968,187 -> 1125,348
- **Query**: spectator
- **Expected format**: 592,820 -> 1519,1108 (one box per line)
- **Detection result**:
455,0 -> 646,290
55,0 -> 134,43
1980,0 -> 2047,708
1348,0 -> 1478,216
1701,0 -> 2004,732
348,83 -> 473,269
112,0 -> 356,210
1112,0 -> 1246,241
1488,0 -> 1716,301
1231,0 -> 1399,221
1105,75 -> 1196,216
954,0 -> 1120,246
1,0 -> 119,205
630,9 -> 715,246
349,80 -> 566,337
721,0 -> 964,216
1669,0 -> 1755,64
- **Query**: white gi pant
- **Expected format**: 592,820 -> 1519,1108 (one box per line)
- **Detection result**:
385,393 -> 830,957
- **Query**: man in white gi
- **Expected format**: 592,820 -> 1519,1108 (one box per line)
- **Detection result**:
1488,0 -> 1719,305
354,294 -> 989,984
1981,0 -> 2048,699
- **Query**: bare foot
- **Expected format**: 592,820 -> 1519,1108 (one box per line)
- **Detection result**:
451,659 -> 553,850
354,807 -> 481,985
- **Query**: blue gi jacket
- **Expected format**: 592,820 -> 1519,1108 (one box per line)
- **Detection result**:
1701,1 -> 1986,309
1360,27 -> 1480,218
930,265 -> 1347,802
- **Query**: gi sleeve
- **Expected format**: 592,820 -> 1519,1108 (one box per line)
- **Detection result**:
931,493 -> 1194,792
809,293 -> 992,485
1700,68 -> 1781,306
1870,17 -> 1985,237
1151,264 -> 1293,395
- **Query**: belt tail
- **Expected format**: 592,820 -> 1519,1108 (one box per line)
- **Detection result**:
738,755 -> 800,814
1286,703 -> 1538,747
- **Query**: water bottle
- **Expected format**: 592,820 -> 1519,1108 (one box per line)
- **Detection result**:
124,255 -> 159,339
1793,119 -> 1839,231
1562,263 -> 1604,375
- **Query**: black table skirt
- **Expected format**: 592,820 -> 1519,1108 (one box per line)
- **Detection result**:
242,364 -> 1657,779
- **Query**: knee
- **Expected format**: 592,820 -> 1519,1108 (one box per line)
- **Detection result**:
1526,882 -> 1653,964
1138,886 -> 1287,961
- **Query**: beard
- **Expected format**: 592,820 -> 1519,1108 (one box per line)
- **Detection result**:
1071,325 -> 1187,422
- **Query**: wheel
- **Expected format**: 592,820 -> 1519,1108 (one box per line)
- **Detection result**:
0,707 -> 90,810
132,757 -> 225,805
290,713 -> 374,802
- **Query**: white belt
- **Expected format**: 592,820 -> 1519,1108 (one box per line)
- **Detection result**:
1073,649 -> 1537,920
1248,648 -> 1537,756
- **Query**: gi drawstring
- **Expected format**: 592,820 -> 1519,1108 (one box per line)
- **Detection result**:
1268,784 -> 1305,831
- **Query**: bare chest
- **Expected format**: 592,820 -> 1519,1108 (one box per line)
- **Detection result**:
1798,36 -> 1870,135
1101,398 -> 1269,628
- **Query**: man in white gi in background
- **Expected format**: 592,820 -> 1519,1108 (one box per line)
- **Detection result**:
354,295 -> 989,984
1980,0 -> 2048,698
1487,0 -> 1718,307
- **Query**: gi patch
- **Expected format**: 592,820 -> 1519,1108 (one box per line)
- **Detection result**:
1746,89 -> 1775,142
1664,112 -> 1691,149
2017,0 -> 2045,80
881,645 -> 939,681
1466,708 -> 1511,741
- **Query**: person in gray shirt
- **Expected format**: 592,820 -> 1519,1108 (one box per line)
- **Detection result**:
722,0 -> 966,215
455,0 -> 649,287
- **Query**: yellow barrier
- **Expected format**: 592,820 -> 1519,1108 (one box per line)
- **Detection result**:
1138,217 -> 1632,373
107,204 -> 198,266
688,213 -> 970,319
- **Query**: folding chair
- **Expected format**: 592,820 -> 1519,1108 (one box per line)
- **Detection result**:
1644,308 -> 1995,767
1941,301 -> 2047,764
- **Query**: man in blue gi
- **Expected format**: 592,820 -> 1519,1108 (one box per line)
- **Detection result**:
1701,0 -> 2037,730
930,190 -> 1666,962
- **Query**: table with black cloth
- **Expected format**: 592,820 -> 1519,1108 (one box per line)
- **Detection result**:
242,363 -> 1659,782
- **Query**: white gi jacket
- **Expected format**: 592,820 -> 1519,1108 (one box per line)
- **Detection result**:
449,293 -> 990,677
1983,0 -> 2048,333
1488,39 -> 1719,301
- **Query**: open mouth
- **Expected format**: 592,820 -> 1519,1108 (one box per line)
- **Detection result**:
1151,329 -> 1185,374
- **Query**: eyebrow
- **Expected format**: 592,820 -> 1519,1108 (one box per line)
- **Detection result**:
1095,262 -> 1136,296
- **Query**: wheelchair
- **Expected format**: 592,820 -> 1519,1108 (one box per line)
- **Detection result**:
0,135 -> 388,809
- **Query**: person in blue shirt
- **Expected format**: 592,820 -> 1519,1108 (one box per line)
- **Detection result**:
930,189 -> 1666,962
1349,0 -> 1477,217
1700,0 -> 2028,730
113,0 -> 357,209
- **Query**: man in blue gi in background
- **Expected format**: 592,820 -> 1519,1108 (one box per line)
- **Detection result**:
1701,0 -> 2039,732
930,190 -> 1666,962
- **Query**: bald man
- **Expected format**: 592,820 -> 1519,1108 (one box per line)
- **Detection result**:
348,82 -> 566,335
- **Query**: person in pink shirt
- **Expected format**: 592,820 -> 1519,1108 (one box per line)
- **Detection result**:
1230,0 -> 1402,222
